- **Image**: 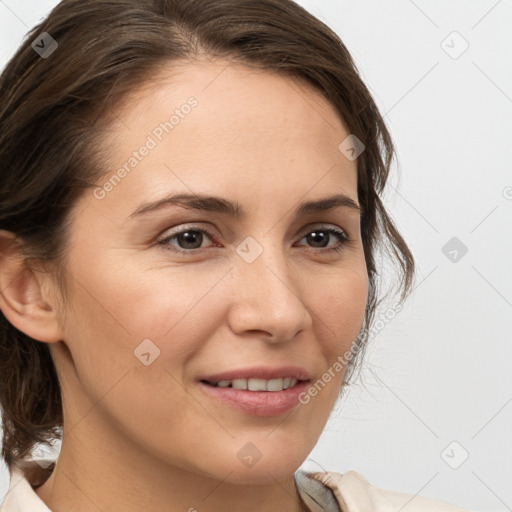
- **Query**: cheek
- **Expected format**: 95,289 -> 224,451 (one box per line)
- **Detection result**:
297,269 -> 368,415
310,266 -> 369,350
66,249 -> 216,335
60,254 -> 230,394
57,256 -> 215,446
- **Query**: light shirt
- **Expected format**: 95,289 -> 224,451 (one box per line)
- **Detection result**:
0,459 -> 474,511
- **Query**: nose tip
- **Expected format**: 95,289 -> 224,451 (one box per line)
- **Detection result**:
227,258 -> 312,343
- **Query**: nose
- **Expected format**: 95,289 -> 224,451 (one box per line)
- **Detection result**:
227,241 -> 313,343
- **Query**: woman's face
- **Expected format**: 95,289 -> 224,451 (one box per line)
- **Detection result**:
48,59 -> 368,485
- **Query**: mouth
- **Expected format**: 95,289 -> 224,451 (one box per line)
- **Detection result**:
197,365 -> 312,416
198,377 -> 311,417
200,377 -> 306,392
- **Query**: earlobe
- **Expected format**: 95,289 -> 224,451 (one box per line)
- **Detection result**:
0,230 -> 64,343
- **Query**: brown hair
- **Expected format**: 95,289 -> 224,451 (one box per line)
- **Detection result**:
0,0 -> 415,475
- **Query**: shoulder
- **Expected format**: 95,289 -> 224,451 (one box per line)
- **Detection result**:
0,461 -> 54,512
296,469 -> 476,512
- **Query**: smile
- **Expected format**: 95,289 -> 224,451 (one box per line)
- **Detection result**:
203,377 -> 300,391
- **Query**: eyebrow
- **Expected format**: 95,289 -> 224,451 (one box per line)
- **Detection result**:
128,192 -> 363,220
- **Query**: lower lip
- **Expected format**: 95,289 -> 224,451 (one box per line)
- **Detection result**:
199,380 -> 310,417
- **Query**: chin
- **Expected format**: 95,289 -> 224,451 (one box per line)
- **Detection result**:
219,462 -> 303,486
210,445 -> 306,485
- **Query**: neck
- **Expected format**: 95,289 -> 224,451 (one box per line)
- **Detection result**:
33,438 -> 309,512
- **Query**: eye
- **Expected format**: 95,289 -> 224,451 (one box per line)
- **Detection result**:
157,224 -> 350,254
158,226 -> 215,253
296,225 -> 350,253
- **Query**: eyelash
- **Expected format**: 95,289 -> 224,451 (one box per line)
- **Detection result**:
157,224 -> 350,255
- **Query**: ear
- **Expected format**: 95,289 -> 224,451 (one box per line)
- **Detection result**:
0,230 -> 64,343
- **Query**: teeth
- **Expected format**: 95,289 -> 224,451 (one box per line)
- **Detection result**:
248,378 -> 268,391
266,378 -> 284,392
212,377 -> 298,391
232,378 -> 248,390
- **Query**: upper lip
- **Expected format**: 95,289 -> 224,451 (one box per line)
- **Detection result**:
200,366 -> 311,384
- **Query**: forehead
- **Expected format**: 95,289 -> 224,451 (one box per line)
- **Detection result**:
85,59 -> 358,220
116,58 -> 348,128
108,58 -> 353,156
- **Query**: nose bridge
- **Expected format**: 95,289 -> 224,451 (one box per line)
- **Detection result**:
229,233 -> 311,339
237,232 -> 294,296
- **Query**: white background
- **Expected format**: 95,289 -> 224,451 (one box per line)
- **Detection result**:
0,1 -> 511,511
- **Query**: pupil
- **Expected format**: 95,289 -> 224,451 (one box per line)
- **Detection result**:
308,231 -> 328,247
179,231 -> 202,249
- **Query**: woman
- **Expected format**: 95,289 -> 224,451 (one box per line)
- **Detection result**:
0,1 -> 472,510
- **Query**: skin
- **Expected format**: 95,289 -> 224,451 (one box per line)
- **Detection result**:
0,58 -> 368,512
